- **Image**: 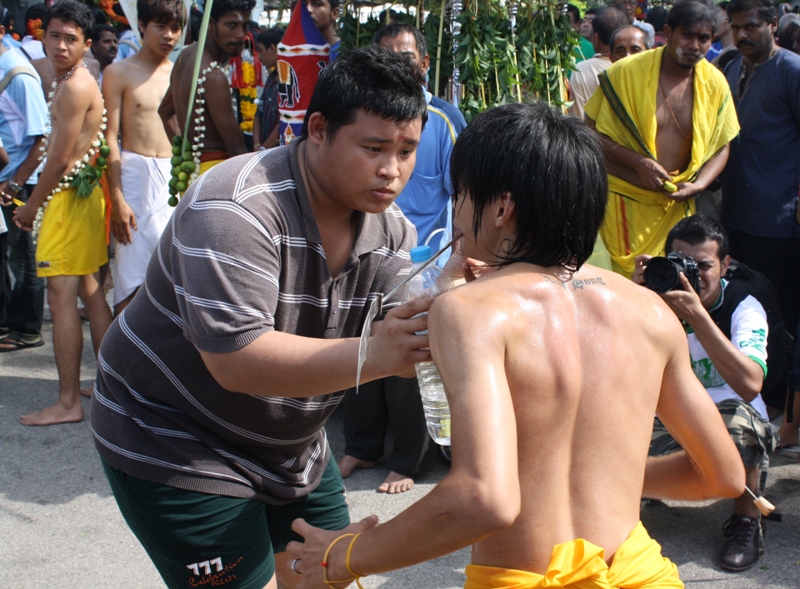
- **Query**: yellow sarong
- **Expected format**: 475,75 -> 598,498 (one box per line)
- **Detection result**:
584,47 -> 739,277
464,521 -> 682,589
36,185 -> 108,277
198,159 -> 225,175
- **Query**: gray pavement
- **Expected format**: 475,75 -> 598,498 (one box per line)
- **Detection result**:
2,318 -> 800,588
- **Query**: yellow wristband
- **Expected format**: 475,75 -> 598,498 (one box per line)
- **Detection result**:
345,532 -> 366,589
322,533 -> 355,588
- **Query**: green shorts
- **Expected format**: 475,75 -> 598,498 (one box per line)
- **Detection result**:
649,397 -> 780,470
101,456 -> 350,589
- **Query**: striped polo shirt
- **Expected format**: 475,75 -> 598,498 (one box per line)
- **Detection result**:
92,140 -> 416,504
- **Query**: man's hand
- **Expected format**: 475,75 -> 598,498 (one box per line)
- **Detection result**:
365,297 -> 433,379
666,181 -> 701,203
631,254 -> 652,285
659,273 -> 704,324
111,198 -> 137,244
13,203 -> 35,231
635,158 -> 672,191
286,516 -> 379,589
0,180 -> 11,206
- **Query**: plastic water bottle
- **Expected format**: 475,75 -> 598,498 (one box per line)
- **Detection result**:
406,245 -> 454,446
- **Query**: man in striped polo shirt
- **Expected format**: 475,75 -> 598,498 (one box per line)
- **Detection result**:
92,47 -> 431,589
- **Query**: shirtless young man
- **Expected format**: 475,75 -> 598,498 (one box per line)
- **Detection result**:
103,0 -> 185,315
584,0 -> 739,277
158,0 -> 253,171
14,0 -> 113,426
287,102 -> 745,589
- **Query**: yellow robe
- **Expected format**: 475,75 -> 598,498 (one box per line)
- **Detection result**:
584,47 -> 740,277
464,521 -> 683,589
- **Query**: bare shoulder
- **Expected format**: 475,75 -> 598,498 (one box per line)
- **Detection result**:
59,68 -> 100,107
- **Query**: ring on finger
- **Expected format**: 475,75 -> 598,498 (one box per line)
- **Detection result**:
291,559 -> 300,574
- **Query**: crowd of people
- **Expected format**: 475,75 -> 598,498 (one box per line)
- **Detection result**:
0,0 -> 798,587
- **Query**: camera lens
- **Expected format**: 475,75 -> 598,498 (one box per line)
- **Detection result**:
644,257 -> 680,293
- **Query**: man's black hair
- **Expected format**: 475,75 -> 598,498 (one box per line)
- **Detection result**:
190,8 -> 202,42
44,0 -> 95,41
778,20 -> 800,47
667,0 -> 722,34
92,23 -> 117,44
666,214 -> 730,260
718,1 -> 730,10
609,24 -> 645,51
210,0 -> 257,22
727,0 -> 779,22
302,46 -> 427,143
450,102 -> 607,272
256,28 -> 283,50
567,4 -> 582,22
373,22 -> 427,58
585,7 -> 600,16
592,7 -> 631,45
25,4 -> 48,27
645,6 -> 668,30
138,0 -> 187,27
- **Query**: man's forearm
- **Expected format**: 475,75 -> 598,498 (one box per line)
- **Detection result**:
643,451 -> 742,501
690,145 -> 729,192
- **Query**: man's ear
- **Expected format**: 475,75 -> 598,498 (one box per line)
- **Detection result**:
720,254 -> 731,276
139,19 -> 145,36
494,191 -> 516,228
662,24 -> 672,42
306,111 -> 328,147
421,54 -> 430,76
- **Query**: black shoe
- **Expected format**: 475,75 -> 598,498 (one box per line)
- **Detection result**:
719,514 -> 762,572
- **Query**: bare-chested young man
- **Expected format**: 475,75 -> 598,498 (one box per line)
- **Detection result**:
14,0 -> 113,426
287,102 -> 745,589
584,0 -> 739,278
158,0 -> 254,172
103,0 -> 186,315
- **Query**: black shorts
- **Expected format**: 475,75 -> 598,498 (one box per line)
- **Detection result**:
102,456 -> 350,589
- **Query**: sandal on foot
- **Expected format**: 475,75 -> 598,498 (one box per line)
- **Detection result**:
0,336 -> 45,353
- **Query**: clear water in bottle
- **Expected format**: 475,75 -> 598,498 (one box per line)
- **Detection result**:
406,245 -> 453,446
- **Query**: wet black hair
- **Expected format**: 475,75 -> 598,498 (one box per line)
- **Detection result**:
373,22 -> 428,58
727,0 -> 779,22
138,0 -> 187,27
450,102 -> 608,272
593,7 -> 631,45
666,0 -> 722,34
210,0 -> 257,22
666,214 -> 730,260
91,23 -> 117,44
302,46 -> 427,143
256,28 -> 283,50
44,0 -> 94,41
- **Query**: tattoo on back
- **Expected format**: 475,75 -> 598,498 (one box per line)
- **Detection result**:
543,276 -> 606,291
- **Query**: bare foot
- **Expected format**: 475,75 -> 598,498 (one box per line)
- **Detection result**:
377,471 -> 414,494
337,455 -> 376,478
80,386 -> 93,398
21,402 -> 84,426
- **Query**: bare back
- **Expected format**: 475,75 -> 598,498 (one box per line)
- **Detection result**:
104,52 -> 174,157
439,263 -> 678,572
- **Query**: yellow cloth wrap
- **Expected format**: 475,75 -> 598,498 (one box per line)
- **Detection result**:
464,522 -> 683,589
584,46 -> 740,277
35,184 -> 108,277
198,159 -> 225,175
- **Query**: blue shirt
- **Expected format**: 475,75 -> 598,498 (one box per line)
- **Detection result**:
720,49 -> 800,238
706,41 -> 723,62
0,49 -> 47,183
393,90 -> 466,250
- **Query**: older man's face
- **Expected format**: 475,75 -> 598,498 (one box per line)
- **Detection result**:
611,27 -> 647,62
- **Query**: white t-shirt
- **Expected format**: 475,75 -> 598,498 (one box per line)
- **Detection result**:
687,279 -> 770,420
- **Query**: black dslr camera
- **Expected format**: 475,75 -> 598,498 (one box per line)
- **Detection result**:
643,252 -> 701,294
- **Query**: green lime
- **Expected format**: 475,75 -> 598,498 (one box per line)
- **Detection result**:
99,145 -> 111,157
168,196 -> 179,207
172,145 -> 182,156
180,161 -> 196,173
182,150 -> 193,162
175,181 -> 187,193
172,135 -> 183,146
171,155 -> 182,167
171,166 -> 180,177
169,177 -> 178,189
96,156 -> 107,168
177,171 -> 189,183
169,185 -> 178,196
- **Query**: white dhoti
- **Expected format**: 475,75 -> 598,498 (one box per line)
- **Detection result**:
114,150 -> 173,305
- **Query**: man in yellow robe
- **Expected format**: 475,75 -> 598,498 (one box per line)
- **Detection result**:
584,1 -> 739,277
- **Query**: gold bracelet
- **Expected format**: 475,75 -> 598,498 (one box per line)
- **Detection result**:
322,533 -> 355,588
345,532 -> 366,589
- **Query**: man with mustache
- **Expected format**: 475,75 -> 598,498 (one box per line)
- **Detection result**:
585,0 -> 739,278
89,23 -> 118,85
158,0 -> 253,173
719,0 -> 800,444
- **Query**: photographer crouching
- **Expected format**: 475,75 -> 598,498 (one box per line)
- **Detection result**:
632,214 -> 781,573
